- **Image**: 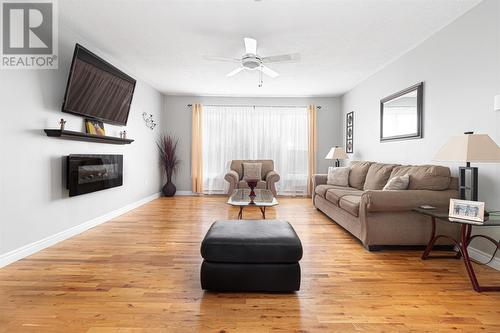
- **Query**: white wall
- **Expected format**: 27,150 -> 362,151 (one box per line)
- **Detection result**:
341,0 -> 500,258
0,24 -> 164,259
163,96 -> 341,192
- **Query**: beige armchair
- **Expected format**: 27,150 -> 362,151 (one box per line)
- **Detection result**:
224,160 -> 280,196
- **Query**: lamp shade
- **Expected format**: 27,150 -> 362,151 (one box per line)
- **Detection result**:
325,146 -> 348,160
495,95 -> 500,111
434,133 -> 500,163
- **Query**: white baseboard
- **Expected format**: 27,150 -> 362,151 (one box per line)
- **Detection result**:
175,190 -> 195,196
468,246 -> 500,271
0,192 -> 160,268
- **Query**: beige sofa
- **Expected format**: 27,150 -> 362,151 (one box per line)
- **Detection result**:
313,161 -> 460,250
224,160 -> 280,196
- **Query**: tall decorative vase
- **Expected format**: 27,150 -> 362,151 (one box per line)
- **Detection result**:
157,133 -> 180,197
247,179 -> 258,198
162,180 -> 176,197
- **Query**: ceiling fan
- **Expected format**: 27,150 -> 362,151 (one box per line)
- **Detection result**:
204,37 -> 300,83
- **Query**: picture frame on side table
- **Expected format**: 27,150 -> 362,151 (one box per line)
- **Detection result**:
346,111 -> 354,153
449,199 -> 485,222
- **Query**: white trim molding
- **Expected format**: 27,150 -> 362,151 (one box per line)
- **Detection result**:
468,246 -> 500,271
0,192 -> 161,268
175,190 -> 195,196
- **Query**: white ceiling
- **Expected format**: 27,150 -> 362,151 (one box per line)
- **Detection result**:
60,0 -> 481,97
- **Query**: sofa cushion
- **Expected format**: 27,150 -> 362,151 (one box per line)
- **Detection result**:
349,161 -> 373,190
383,174 -> 410,190
364,163 -> 399,190
325,188 -> 363,206
315,184 -> 336,198
449,177 -> 459,190
339,195 -> 361,217
390,165 -> 451,190
327,167 -> 350,186
201,220 -> 303,263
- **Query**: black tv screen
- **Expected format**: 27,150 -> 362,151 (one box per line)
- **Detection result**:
62,44 -> 136,126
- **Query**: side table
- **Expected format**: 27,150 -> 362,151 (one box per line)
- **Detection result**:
413,208 -> 500,292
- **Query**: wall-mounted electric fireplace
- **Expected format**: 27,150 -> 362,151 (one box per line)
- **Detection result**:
67,154 -> 123,196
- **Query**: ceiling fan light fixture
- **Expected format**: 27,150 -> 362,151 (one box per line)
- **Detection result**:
205,37 -> 300,80
242,55 -> 262,69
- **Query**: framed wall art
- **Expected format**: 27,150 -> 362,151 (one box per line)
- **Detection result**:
346,111 -> 354,153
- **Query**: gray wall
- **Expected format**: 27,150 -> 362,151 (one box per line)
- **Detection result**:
163,96 -> 341,192
341,0 -> 500,258
0,24 -> 164,257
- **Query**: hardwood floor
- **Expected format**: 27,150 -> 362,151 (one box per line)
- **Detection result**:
1,196 -> 499,332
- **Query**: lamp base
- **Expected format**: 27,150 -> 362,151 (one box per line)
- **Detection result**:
458,166 -> 478,201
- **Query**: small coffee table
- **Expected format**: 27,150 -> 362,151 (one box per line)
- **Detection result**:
227,189 -> 278,219
413,207 -> 500,292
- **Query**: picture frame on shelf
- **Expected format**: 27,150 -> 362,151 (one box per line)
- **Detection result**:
85,119 -> 106,136
449,199 -> 485,222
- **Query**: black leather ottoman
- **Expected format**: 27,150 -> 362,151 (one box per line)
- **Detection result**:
200,220 -> 302,292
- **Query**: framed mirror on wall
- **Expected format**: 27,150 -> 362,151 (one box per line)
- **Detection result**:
380,82 -> 423,142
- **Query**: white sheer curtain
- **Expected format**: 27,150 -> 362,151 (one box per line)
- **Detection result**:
202,105 -> 310,195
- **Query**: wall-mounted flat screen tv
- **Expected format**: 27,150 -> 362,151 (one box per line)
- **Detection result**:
62,44 -> 136,126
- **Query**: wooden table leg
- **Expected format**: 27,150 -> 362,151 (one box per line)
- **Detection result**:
259,207 -> 266,219
460,224 -> 500,292
421,216 -> 461,260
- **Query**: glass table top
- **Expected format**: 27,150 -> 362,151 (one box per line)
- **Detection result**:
227,189 -> 278,207
413,207 -> 500,226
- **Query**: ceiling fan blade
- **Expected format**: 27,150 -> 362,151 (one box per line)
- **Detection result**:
226,67 -> 245,77
203,55 -> 240,63
244,37 -> 257,55
262,53 -> 301,63
259,65 -> 279,78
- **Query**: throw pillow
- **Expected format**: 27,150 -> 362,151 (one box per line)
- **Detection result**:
348,161 -> 373,190
327,167 -> 350,186
383,174 -> 410,190
363,163 -> 399,190
242,162 -> 262,181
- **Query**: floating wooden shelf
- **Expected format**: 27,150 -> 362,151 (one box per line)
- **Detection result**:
44,129 -> 134,145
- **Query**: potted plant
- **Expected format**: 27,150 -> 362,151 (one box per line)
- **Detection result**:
157,133 -> 180,196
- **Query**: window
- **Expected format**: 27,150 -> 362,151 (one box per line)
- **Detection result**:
202,105 -> 310,195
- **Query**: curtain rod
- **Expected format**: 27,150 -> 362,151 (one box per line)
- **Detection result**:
187,104 -> 321,109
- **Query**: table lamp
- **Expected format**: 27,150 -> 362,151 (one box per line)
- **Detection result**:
325,146 -> 348,167
434,132 -> 500,201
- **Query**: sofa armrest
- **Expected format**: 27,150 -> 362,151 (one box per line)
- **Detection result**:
265,170 -> 280,183
224,170 -> 239,196
311,174 -> 328,203
363,189 -> 458,212
265,171 -> 280,197
312,174 -> 328,188
224,170 -> 239,183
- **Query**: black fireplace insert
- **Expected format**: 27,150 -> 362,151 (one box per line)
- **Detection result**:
67,154 -> 123,196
